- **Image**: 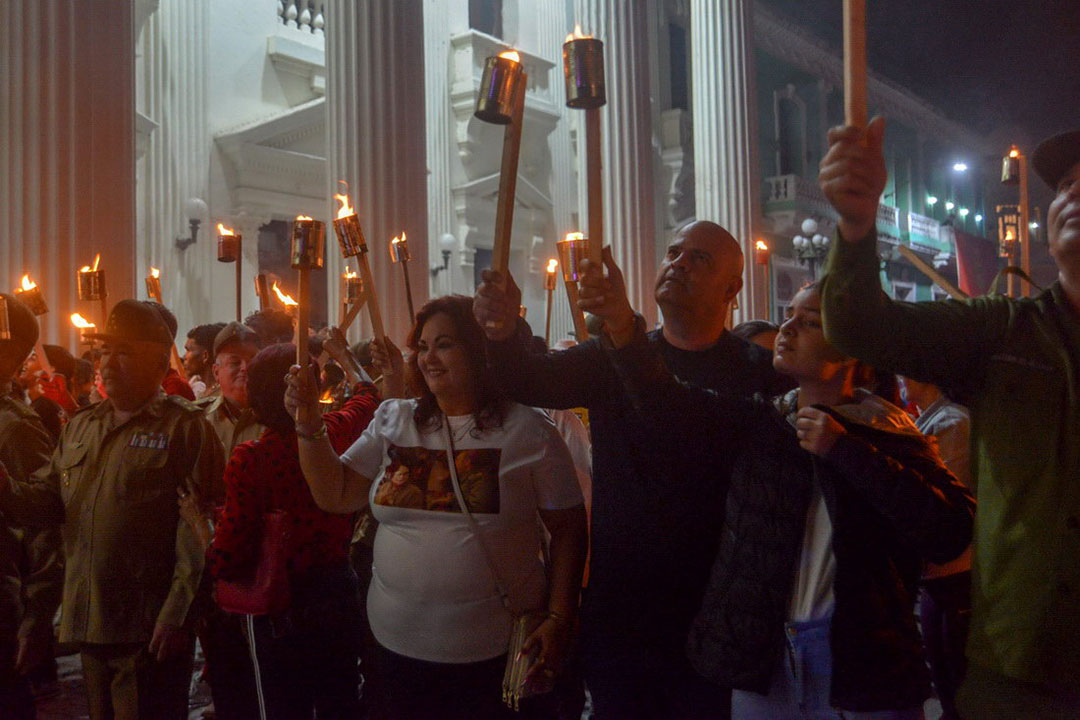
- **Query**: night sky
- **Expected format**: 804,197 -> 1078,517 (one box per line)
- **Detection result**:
760,0 -> 1080,149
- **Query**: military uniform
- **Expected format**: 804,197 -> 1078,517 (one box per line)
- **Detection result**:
2,391 -> 225,720
197,393 -> 264,457
0,395 -> 56,717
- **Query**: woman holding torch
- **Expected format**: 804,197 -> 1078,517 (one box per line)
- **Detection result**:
286,295 -> 587,719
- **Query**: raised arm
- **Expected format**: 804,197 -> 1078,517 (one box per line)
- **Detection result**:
474,268 -> 609,410
286,363 -> 373,514
818,119 -> 1012,397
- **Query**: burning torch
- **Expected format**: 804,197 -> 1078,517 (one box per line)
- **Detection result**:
14,275 -> 53,377
556,232 -> 591,341
564,26 -> 606,268
389,232 -> 415,321
217,223 -> 244,321
332,189 -> 387,344
290,215 -> 326,367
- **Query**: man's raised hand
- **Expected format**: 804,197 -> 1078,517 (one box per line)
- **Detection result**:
473,269 -> 523,342
819,116 -> 887,243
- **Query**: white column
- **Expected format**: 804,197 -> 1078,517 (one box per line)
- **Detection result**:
574,0 -> 658,326
0,0 -> 135,347
137,0 -> 215,336
690,0 -> 765,324
327,0 -> 429,344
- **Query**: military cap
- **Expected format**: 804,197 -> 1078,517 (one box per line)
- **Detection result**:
1032,129 -> 1080,191
213,321 -> 260,356
86,299 -> 172,345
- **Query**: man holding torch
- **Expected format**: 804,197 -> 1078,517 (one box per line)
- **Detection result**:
0,294 -> 56,718
0,299 -> 225,720
819,121 -> 1080,718
474,221 -> 787,719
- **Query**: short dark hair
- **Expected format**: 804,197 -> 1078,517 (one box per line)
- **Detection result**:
187,322 -> 227,359
731,320 -> 779,343
0,294 -> 39,375
244,309 -> 295,348
73,358 -> 95,386
406,295 -> 507,435
144,302 -> 179,340
246,343 -> 305,436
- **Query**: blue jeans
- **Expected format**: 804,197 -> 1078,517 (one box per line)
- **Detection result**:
731,616 -> 924,720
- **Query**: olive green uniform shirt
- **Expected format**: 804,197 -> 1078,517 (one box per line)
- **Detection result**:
1,392 -> 225,645
0,397 -> 55,647
197,394 -> 265,458
822,232 -> 1080,694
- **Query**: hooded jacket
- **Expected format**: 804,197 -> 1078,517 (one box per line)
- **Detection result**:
607,334 -> 975,712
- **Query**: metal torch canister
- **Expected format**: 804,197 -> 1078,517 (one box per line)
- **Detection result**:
544,269 -> 558,292
290,219 -> 326,270
556,234 -> 590,282
218,232 -> 241,263
145,276 -> 162,302
0,295 -> 10,340
475,54 -> 525,124
77,270 -> 106,301
563,38 -> 606,109
343,274 -> 364,305
333,214 -> 367,259
389,237 -> 412,264
15,287 -> 48,316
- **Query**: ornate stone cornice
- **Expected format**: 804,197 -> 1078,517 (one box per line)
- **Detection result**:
753,4 -> 997,154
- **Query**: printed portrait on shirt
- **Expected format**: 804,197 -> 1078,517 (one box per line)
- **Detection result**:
375,445 -> 502,514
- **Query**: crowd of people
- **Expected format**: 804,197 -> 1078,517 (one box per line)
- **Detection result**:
0,118 -> 1076,720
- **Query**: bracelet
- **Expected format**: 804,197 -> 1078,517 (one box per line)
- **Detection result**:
546,610 -> 574,628
296,424 -> 328,442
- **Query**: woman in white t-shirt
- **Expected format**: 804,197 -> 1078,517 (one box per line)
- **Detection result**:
285,295 -> 587,719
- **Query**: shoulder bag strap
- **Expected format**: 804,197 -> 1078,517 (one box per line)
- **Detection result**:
444,418 -> 514,614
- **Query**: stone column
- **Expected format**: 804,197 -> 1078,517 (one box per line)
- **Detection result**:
0,0 -> 135,346
327,0 -> 428,343
136,0 -> 215,336
574,0 -> 659,326
690,0 -> 765,323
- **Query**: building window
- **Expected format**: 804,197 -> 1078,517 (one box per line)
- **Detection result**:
470,0 -> 503,38
773,85 -> 807,176
668,23 -> 689,110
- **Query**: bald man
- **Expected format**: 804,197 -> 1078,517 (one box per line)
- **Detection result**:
474,221 -> 788,720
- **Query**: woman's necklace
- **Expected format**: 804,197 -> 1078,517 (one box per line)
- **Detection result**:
447,414 -> 476,443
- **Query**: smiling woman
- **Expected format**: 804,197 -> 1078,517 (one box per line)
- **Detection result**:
286,294 -> 588,717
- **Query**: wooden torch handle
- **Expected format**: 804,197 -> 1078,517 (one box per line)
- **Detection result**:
491,75 -> 527,278
296,268 -> 311,367
585,107 -> 604,266
843,0 -> 868,128
357,252 -> 386,342
563,279 -> 590,342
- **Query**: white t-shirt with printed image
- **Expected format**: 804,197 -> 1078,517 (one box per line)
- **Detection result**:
340,398 -> 584,663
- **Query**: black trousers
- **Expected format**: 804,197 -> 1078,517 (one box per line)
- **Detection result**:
376,644 -> 558,720
201,607 -> 259,720
919,571 -> 971,720
250,563 -> 362,720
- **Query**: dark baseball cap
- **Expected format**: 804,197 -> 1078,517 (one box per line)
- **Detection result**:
1032,129 -> 1080,191
87,299 -> 173,345
213,321 -> 260,356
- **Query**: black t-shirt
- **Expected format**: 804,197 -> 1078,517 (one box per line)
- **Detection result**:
487,324 -> 787,655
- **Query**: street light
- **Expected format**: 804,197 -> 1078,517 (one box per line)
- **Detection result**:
952,162 -> 968,173
792,218 -> 830,279
959,208 -> 969,218
945,201 -> 955,211
975,214 -> 983,223
926,195 -> 938,206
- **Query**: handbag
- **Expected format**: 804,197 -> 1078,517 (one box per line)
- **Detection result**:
214,509 -> 292,616
443,420 -> 555,711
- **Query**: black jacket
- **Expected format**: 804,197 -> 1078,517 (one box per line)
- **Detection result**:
608,332 -> 975,712
485,322 -> 788,660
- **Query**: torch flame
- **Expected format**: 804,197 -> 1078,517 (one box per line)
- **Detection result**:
318,387 -> 335,405
296,214 -> 314,222
217,223 -> 236,236
564,231 -> 585,243
70,313 -> 95,329
499,49 -> 521,63
271,281 -> 298,307
1005,229 -> 1016,241
343,264 -> 358,280
566,24 -> 591,42
391,232 -> 406,245
755,240 -> 769,252
92,254 -> 101,271
1008,147 -> 1020,158
546,258 -> 559,274
19,274 -> 37,291
150,267 -> 160,279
